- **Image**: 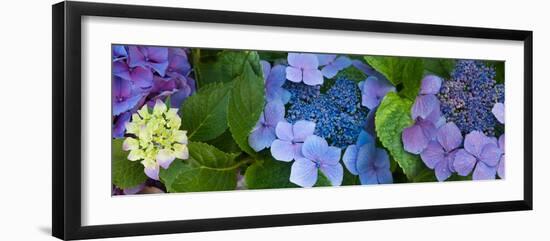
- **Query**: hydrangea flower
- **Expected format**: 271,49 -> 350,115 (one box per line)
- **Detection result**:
112,76 -> 145,116
497,134 -> 505,178
420,122 -> 462,181
166,48 -> 191,77
316,54 -> 352,78
248,101 -> 285,152
453,131 -> 503,180
112,45 -> 128,61
113,111 -> 132,138
271,120 -> 316,162
122,99 -> 189,180
128,46 -> 169,77
113,60 -> 153,89
358,76 -> 396,110
290,135 -> 343,187
492,102 -> 505,124
286,78 -> 368,148
286,53 -> 323,86
438,60 -> 504,135
261,60 -> 290,103
343,131 -> 393,184
402,76 -> 445,154
147,73 -> 196,108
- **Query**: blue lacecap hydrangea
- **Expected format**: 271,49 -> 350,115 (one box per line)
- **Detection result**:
285,78 -> 368,148
438,60 -> 504,136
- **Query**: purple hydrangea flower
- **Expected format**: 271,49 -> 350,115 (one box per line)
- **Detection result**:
113,60 -> 153,89
492,102 -> 505,124
166,48 -> 191,77
402,76 -> 445,154
358,76 -> 396,110
128,46 -> 169,77
497,134 -> 505,178
343,131 -> 393,184
420,122 -> 462,181
286,53 -> 323,86
113,111 -> 132,138
316,54 -> 352,78
261,60 -> 291,103
248,101 -> 285,152
146,73 -> 196,108
271,120 -> 316,162
290,135 -> 343,187
112,76 -> 145,116
112,45 -> 128,61
453,131 -> 503,180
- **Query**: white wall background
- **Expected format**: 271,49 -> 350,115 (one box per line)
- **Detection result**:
0,0 -> 547,240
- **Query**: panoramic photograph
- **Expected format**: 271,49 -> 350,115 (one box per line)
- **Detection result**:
111,45 -> 505,195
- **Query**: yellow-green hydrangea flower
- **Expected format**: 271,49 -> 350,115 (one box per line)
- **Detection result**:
122,99 -> 189,180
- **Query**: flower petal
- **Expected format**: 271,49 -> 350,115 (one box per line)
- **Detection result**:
359,170 -> 379,185
285,66 -> 303,83
156,149 -> 175,169
248,126 -> 276,152
320,163 -> 343,186
464,131 -> 491,158
434,159 -> 452,181
316,54 -> 336,66
411,94 -> 440,120
267,65 -> 287,88
173,143 -> 189,160
436,122 -> 463,152
260,60 -> 271,81
473,161 -> 497,180
402,123 -> 430,154
453,149 -> 477,176
122,137 -> 139,151
290,158 -> 318,187
123,184 -> 145,195
498,134 -> 505,151
301,135 -> 328,161
356,130 -> 375,147
264,101 -> 285,127
420,141 -> 445,169
128,46 -> 146,67
342,145 -> 359,175
146,47 -> 168,63
320,146 -> 341,165
292,120 -> 316,142
275,121 -> 294,141
497,155 -> 505,179
302,69 -> 324,86
356,144 -> 376,174
270,139 -> 295,162
479,143 -> 501,167
130,66 -> 154,89
374,148 -> 390,170
144,164 -> 160,180
289,53 -> 319,69
321,64 -> 339,79
419,75 -> 442,95
492,102 -> 505,124
376,169 -> 393,184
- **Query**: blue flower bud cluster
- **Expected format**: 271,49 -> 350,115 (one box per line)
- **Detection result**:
437,60 -> 504,136
285,78 -> 368,148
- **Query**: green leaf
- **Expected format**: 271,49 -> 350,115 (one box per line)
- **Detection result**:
159,142 -> 240,192
400,58 -> 424,100
227,51 -> 265,156
258,51 -> 287,62
484,60 -> 505,84
181,82 -> 232,142
342,168 -> 360,186
375,92 -> 436,182
333,65 -> 367,83
192,50 -> 265,87
244,157 -> 298,189
423,58 -> 456,79
314,171 -> 332,187
206,129 -> 242,154
112,139 -> 147,189
364,56 -> 424,99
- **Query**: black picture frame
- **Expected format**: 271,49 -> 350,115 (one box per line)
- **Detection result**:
52,1 -> 533,240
